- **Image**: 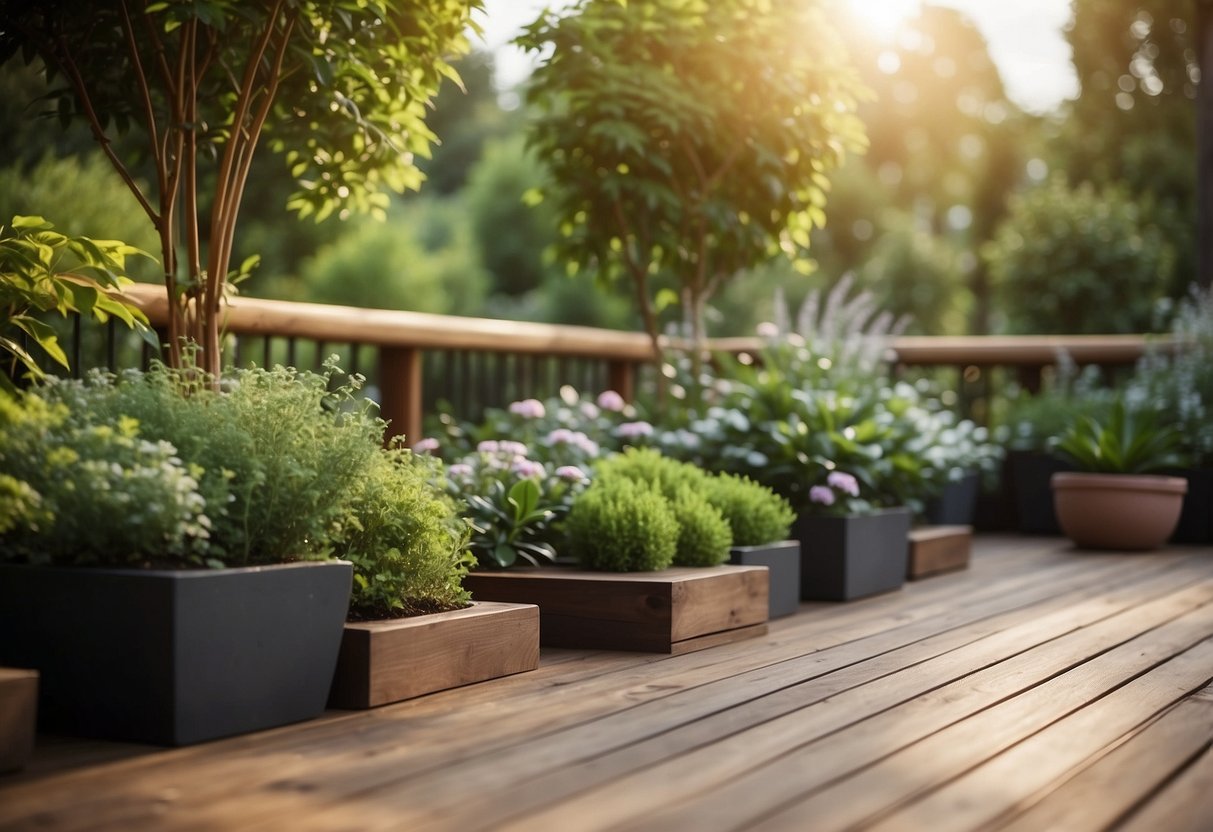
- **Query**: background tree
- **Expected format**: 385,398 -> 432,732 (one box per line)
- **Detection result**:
518,0 -> 868,376
0,0 -> 481,376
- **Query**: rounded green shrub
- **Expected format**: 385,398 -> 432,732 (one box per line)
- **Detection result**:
333,449 -> 473,619
704,473 -> 796,547
596,447 -> 709,495
669,487 -> 732,567
565,480 -> 677,572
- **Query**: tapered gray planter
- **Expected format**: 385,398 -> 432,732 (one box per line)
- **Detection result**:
729,540 -> 800,618
793,508 -> 911,601
0,561 -> 351,746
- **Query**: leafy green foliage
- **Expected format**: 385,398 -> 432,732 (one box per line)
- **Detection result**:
333,448 -> 473,618
0,390 -> 214,566
668,487 -> 731,567
0,215 -> 153,391
519,0 -> 868,351
0,0 -> 481,374
1053,399 -> 1187,474
565,479 -> 678,572
985,176 -> 1176,334
703,473 -> 795,547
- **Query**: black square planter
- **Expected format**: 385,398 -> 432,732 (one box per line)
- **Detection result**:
729,540 -> 801,618
793,508 -> 911,601
1009,451 -> 1073,535
0,561 -> 352,746
1169,468 -> 1213,544
924,472 -> 980,526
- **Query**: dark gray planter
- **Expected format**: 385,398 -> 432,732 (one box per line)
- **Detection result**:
793,508 -> 911,601
729,540 -> 800,619
924,472 -> 980,526
1169,468 -> 1213,544
0,560 -> 351,746
1009,451 -> 1073,535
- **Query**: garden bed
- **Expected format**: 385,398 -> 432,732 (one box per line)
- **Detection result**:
463,565 -> 769,654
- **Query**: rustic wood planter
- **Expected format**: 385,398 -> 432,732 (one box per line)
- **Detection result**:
729,541 -> 800,619
907,525 -> 973,579
0,561 -> 351,746
0,668 -> 37,774
463,566 -> 769,654
793,508 -> 912,601
328,601 -> 540,709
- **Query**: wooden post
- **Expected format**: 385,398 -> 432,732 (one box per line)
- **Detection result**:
607,359 -> 637,402
379,346 -> 423,446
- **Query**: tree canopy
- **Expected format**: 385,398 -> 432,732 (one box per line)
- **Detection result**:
518,0 -> 868,362
0,0 -> 480,374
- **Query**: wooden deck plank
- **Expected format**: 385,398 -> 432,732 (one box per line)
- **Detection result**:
0,539 -> 1210,832
745,603 -> 1213,831
463,568 -> 1213,832
995,685 -> 1213,832
232,550 -> 1202,831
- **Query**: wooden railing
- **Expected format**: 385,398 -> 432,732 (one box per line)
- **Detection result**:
101,284 -> 1171,442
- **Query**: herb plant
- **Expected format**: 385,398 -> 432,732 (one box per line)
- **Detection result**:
703,473 -> 795,547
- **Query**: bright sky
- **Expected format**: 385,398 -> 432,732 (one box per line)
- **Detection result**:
474,0 -> 1079,115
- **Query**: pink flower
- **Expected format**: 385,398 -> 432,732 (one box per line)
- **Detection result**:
580,402 -> 601,419
508,398 -> 546,419
499,440 -> 529,458
809,485 -> 836,506
413,437 -> 440,454
827,471 -> 860,497
447,463 -> 473,478
596,390 -> 626,412
511,459 -> 545,479
477,440 -> 500,454
555,465 -> 588,482
617,421 -> 654,439
756,322 -> 780,338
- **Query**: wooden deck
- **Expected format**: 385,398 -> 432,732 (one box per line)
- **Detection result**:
3,535 -> 1213,831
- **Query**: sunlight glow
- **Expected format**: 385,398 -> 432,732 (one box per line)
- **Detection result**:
842,0 -> 920,40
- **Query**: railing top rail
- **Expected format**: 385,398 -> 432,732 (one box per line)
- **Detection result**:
123,283 -> 657,361
125,283 -> 1171,367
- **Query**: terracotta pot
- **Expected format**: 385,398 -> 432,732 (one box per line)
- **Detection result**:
1051,472 -> 1188,551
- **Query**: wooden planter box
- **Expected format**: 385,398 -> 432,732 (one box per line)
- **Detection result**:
907,525 -> 973,579
729,540 -> 800,619
793,507 -> 911,601
464,566 -> 769,654
0,561 -> 351,746
328,602 -> 540,709
0,668 -> 37,774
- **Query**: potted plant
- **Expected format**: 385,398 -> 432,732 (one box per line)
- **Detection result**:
325,447 -> 539,710
708,473 -> 800,618
460,447 -> 769,654
0,362 -> 381,745
1050,400 -> 1188,551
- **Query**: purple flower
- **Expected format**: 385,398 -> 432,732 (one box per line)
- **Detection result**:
555,465 -> 589,482
477,440 -> 500,454
827,471 -> 860,497
617,421 -> 654,439
546,428 -> 574,445
511,459 -> 545,479
580,402 -> 601,419
597,390 -> 626,412
448,463 -> 473,478
809,485 -> 836,506
413,437 -> 440,454
509,398 -> 546,419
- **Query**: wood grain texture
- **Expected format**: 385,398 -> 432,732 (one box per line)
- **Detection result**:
327,602 -> 540,709
908,525 -> 973,578
464,566 -> 769,652
0,668 -> 37,773
3,537 -> 1212,832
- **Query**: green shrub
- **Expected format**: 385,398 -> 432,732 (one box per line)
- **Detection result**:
0,390 -> 214,566
565,480 -> 677,572
43,361 -> 380,565
669,487 -> 732,567
704,473 -> 795,547
333,448 -> 473,618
